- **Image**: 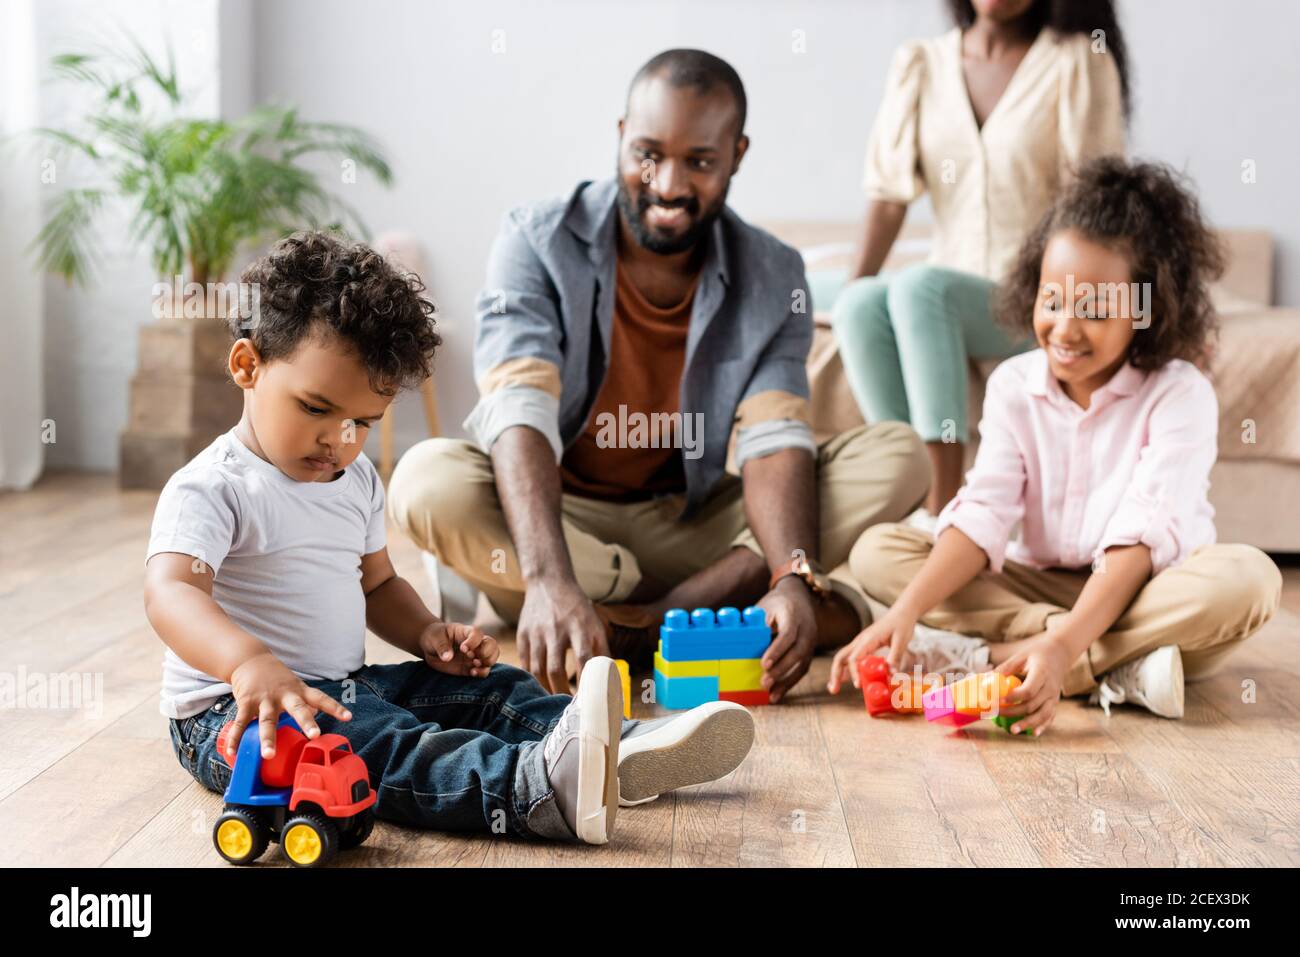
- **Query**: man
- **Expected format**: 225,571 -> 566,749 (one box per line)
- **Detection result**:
389,49 -> 928,703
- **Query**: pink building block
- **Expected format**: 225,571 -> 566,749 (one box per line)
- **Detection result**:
921,684 -> 980,728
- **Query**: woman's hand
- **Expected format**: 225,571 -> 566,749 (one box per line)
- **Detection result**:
827,607 -> 918,694
419,622 -> 500,678
995,631 -> 1074,736
226,652 -> 352,760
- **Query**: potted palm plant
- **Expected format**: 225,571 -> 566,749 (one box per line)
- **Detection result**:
31,39 -> 393,488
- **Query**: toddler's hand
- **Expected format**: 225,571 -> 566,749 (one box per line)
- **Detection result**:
827,609 -> 917,694
419,621 -> 500,678
226,652 -> 352,761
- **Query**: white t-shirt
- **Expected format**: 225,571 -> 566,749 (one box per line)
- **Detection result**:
147,428 -> 386,718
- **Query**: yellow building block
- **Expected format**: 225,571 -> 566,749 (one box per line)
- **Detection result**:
952,672 -> 1020,716
615,658 -> 631,719
718,657 -> 764,692
653,651 -> 719,679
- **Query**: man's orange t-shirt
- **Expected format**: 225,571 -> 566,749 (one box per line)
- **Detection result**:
559,265 -> 698,501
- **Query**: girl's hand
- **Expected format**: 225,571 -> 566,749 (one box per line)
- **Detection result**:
226,652 -> 352,760
419,622 -> 500,678
827,609 -> 918,694
995,632 -> 1074,736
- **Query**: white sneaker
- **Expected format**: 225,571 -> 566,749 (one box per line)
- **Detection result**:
1090,645 -> 1185,719
905,624 -> 990,677
617,701 -> 755,807
419,551 -> 480,624
903,507 -> 939,534
541,656 -> 623,844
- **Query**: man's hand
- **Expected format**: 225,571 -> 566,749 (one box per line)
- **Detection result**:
995,631 -> 1074,737
516,579 -> 610,693
225,652 -> 352,761
419,622 -> 500,677
757,578 -> 820,703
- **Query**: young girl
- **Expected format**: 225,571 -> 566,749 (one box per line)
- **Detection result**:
827,157 -> 1282,736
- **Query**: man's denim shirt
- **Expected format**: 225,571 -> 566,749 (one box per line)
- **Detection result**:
464,177 -> 816,519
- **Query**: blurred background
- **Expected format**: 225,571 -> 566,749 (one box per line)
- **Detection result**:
2,0 -> 1297,483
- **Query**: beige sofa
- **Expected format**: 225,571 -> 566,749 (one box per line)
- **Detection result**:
763,221 -> 1300,553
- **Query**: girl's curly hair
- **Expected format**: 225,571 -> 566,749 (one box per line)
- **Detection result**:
233,230 -> 441,396
995,157 -> 1225,371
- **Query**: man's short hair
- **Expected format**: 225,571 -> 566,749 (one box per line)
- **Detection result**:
627,48 -> 747,138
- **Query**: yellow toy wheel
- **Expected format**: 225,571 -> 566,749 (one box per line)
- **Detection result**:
280,813 -> 338,867
212,807 -> 269,865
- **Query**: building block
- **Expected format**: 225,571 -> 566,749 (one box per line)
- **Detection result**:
863,680 -> 896,716
923,672 -> 1024,731
719,658 -> 764,692
653,671 -> 719,709
719,689 -> 769,707
653,651 -> 719,679
895,673 -> 942,713
951,672 -> 1021,716
653,606 -> 772,709
921,684 -> 980,727
991,714 -> 1032,735
615,658 -> 631,719
659,606 -> 771,660
857,657 -> 941,716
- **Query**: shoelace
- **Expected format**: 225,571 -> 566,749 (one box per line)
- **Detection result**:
543,701 -> 581,766
912,630 -> 987,675
1090,677 -> 1127,716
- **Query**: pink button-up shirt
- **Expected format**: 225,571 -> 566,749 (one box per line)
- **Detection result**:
934,349 -> 1218,576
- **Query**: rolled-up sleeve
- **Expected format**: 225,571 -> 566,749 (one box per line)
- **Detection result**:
1095,373 -> 1218,575
462,209 -> 565,460
933,367 -> 1027,572
863,42 -> 926,204
734,259 -> 817,469
1058,34 -> 1125,179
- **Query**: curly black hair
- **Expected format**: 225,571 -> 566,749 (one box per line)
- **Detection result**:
995,157 -> 1225,371
946,0 -> 1132,120
232,231 -> 441,396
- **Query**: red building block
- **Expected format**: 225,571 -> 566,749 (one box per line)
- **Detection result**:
719,689 -> 770,707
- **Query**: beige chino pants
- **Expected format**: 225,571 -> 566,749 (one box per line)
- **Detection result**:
849,522 -> 1282,696
387,422 -> 930,627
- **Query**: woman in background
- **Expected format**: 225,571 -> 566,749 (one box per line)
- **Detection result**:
831,0 -> 1129,520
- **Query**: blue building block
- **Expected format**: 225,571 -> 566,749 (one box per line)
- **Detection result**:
654,670 -> 721,710
658,606 -> 771,661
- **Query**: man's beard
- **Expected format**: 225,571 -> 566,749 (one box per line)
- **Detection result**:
616,173 -> 728,256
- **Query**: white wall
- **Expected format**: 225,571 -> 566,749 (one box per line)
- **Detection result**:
28,0 -> 1300,469
34,0 -> 223,470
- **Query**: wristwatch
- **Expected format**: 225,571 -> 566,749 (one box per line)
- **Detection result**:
768,554 -> 832,602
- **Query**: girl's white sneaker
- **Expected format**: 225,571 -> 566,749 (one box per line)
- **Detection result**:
905,624 -> 991,677
1089,645 -> 1185,719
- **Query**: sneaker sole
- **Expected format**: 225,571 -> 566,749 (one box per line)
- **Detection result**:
573,657 -> 623,844
618,702 -> 755,804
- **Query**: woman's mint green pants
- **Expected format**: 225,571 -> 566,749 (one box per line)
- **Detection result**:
824,263 -> 1029,444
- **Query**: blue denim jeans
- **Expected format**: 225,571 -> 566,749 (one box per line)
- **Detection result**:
166,661 -> 640,841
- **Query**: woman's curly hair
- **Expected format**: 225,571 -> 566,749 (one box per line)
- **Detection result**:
995,157 -> 1225,371
233,230 -> 441,396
